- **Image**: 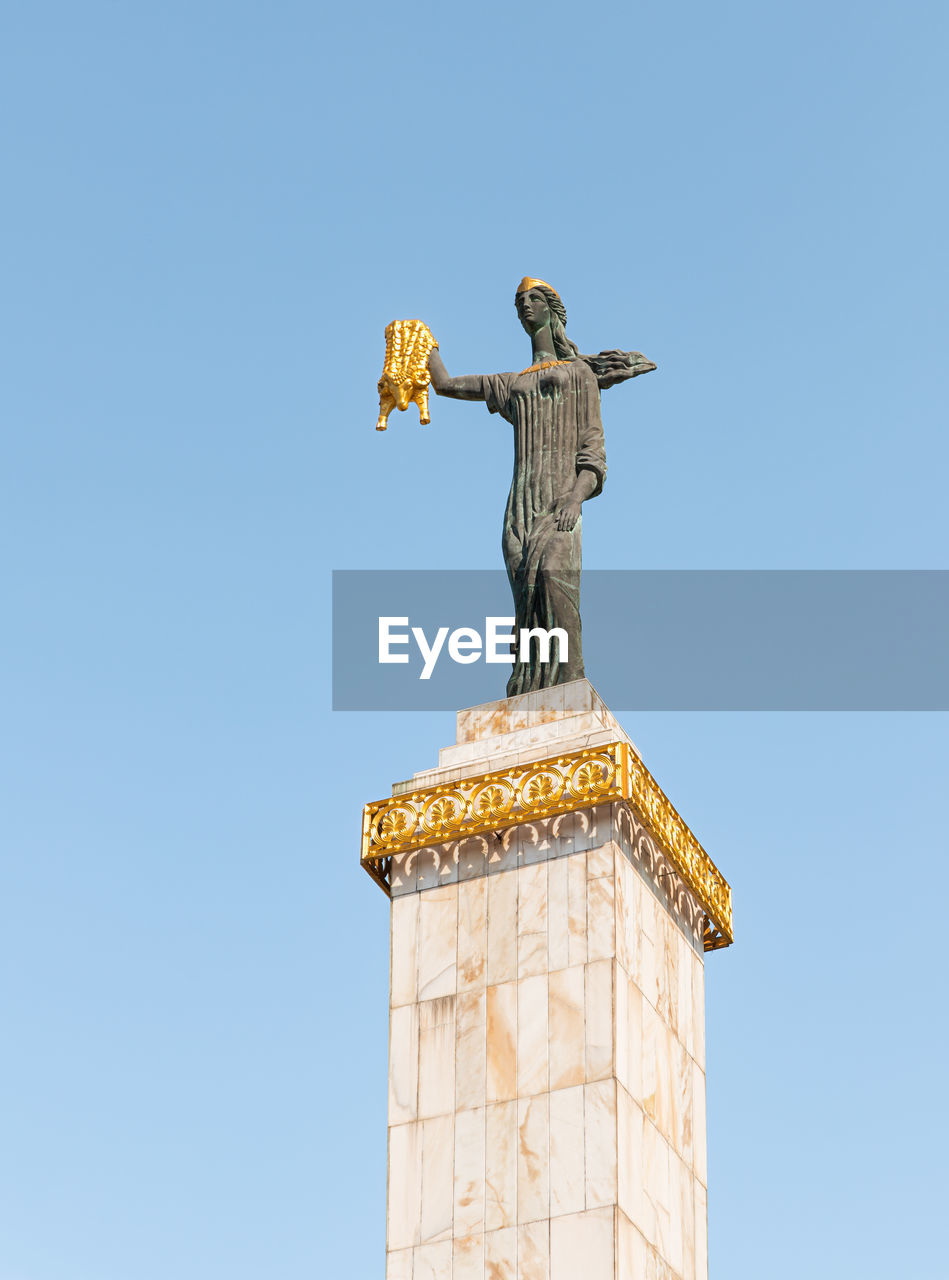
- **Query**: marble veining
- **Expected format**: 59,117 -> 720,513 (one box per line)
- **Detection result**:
385,684 -> 712,1279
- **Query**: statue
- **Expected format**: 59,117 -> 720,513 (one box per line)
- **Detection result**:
377,278 -> 656,696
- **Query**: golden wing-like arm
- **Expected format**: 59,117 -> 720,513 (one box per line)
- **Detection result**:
376,319 -> 438,431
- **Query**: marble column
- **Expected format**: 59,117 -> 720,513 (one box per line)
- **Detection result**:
363,681 -> 731,1280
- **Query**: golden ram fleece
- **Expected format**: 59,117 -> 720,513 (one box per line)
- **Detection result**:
376,318 -> 438,430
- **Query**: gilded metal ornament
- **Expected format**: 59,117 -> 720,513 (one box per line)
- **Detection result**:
376,318 -> 438,430
360,741 -> 733,951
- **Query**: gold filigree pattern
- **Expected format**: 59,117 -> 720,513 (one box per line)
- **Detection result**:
569,758 -> 614,798
471,781 -> 515,819
377,803 -> 417,844
520,768 -> 564,806
422,792 -> 466,832
361,741 -> 733,951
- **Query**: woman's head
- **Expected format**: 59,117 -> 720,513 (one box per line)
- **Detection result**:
514,277 -> 579,359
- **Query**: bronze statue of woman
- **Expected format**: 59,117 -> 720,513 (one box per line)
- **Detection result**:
426,277 -> 656,696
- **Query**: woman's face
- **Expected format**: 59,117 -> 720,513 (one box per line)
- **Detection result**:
515,289 -> 551,335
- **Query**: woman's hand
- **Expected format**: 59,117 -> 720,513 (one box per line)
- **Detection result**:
426,348 -> 486,402
553,469 -> 598,530
427,348 -> 449,393
554,497 -> 582,531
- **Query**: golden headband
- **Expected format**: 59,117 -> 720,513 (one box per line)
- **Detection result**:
516,276 -> 560,298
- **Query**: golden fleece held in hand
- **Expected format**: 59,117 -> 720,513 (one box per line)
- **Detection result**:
376,319 -> 438,431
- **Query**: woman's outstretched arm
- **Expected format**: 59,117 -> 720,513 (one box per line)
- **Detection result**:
428,349 -> 486,401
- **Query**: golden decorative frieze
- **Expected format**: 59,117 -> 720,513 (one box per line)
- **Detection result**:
361,741 -> 733,951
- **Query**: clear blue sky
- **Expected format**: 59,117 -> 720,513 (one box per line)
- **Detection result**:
1,2 -> 946,1278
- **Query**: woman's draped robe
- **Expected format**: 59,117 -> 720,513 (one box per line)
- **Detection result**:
482,359 -> 607,695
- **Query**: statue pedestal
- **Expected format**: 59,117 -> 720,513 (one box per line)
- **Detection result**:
361,680 -> 732,1280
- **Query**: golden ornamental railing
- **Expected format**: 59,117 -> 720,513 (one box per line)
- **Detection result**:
361,740 -> 732,951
